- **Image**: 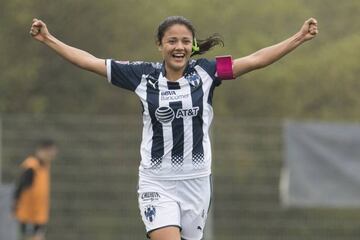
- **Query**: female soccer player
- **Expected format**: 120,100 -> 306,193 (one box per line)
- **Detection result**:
29,16 -> 318,240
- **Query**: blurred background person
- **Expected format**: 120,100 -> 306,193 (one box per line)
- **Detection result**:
12,139 -> 58,240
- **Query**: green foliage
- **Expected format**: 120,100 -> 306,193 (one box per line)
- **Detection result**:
0,0 -> 359,120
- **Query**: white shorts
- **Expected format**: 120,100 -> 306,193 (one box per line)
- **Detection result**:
138,175 -> 212,240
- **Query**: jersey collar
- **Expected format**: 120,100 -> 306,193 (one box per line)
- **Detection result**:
161,59 -> 196,80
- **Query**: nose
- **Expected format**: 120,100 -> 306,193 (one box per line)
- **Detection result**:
174,41 -> 185,50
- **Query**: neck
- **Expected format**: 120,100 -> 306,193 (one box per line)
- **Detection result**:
165,63 -> 185,81
34,155 -> 47,166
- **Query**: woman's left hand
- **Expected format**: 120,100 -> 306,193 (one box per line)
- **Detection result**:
299,18 -> 319,41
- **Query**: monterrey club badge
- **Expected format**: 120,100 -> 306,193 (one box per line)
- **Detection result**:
144,205 -> 156,223
185,71 -> 201,88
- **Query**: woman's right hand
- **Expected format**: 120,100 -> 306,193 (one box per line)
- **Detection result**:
30,18 -> 51,42
29,18 -> 107,77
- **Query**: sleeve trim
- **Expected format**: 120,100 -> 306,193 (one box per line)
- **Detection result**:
106,59 -> 112,84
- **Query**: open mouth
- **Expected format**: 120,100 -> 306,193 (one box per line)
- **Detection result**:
172,53 -> 186,60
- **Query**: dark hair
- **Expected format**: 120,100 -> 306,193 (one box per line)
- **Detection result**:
36,139 -> 56,150
156,16 -> 224,56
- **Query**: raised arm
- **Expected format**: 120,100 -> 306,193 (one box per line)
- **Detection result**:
30,18 -> 107,77
232,18 -> 318,78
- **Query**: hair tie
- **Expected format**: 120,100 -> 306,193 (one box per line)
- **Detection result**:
192,38 -> 200,53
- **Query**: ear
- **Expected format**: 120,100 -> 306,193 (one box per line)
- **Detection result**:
157,41 -> 162,51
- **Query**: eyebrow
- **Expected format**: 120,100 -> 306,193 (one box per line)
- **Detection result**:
166,36 -> 192,40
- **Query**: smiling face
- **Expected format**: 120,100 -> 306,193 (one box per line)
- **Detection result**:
158,24 -> 193,74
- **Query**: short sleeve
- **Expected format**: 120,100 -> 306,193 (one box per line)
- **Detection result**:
196,58 -> 222,87
106,59 -> 153,91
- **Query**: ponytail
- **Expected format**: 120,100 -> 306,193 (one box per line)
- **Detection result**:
191,33 -> 224,56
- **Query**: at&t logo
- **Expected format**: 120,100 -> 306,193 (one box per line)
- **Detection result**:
155,106 -> 199,124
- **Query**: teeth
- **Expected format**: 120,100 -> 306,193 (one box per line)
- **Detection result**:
173,53 -> 185,57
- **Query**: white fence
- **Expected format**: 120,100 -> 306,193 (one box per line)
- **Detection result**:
1,114 -> 360,240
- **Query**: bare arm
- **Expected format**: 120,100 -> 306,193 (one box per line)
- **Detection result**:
232,18 -> 319,78
30,18 -> 107,77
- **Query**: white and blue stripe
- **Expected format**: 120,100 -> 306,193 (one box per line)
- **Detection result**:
107,58 -> 221,180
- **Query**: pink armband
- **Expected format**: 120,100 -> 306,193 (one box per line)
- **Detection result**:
216,55 -> 235,80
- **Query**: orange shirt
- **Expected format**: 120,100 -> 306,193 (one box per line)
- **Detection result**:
15,156 -> 50,224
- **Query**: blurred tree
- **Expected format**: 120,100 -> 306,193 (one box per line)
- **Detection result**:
0,0 -> 359,120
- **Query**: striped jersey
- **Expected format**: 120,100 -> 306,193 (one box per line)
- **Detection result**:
106,58 -> 221,180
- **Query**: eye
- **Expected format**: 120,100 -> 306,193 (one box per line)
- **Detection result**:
168,39 -> 176,44
183,39 -> 191,45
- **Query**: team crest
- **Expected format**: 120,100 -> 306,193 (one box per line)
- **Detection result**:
185,71 -> 201,88
144,205 -> 156,222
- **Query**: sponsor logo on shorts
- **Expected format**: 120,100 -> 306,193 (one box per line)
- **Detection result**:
141,192 -> 160,202
144,205 -> 156,223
